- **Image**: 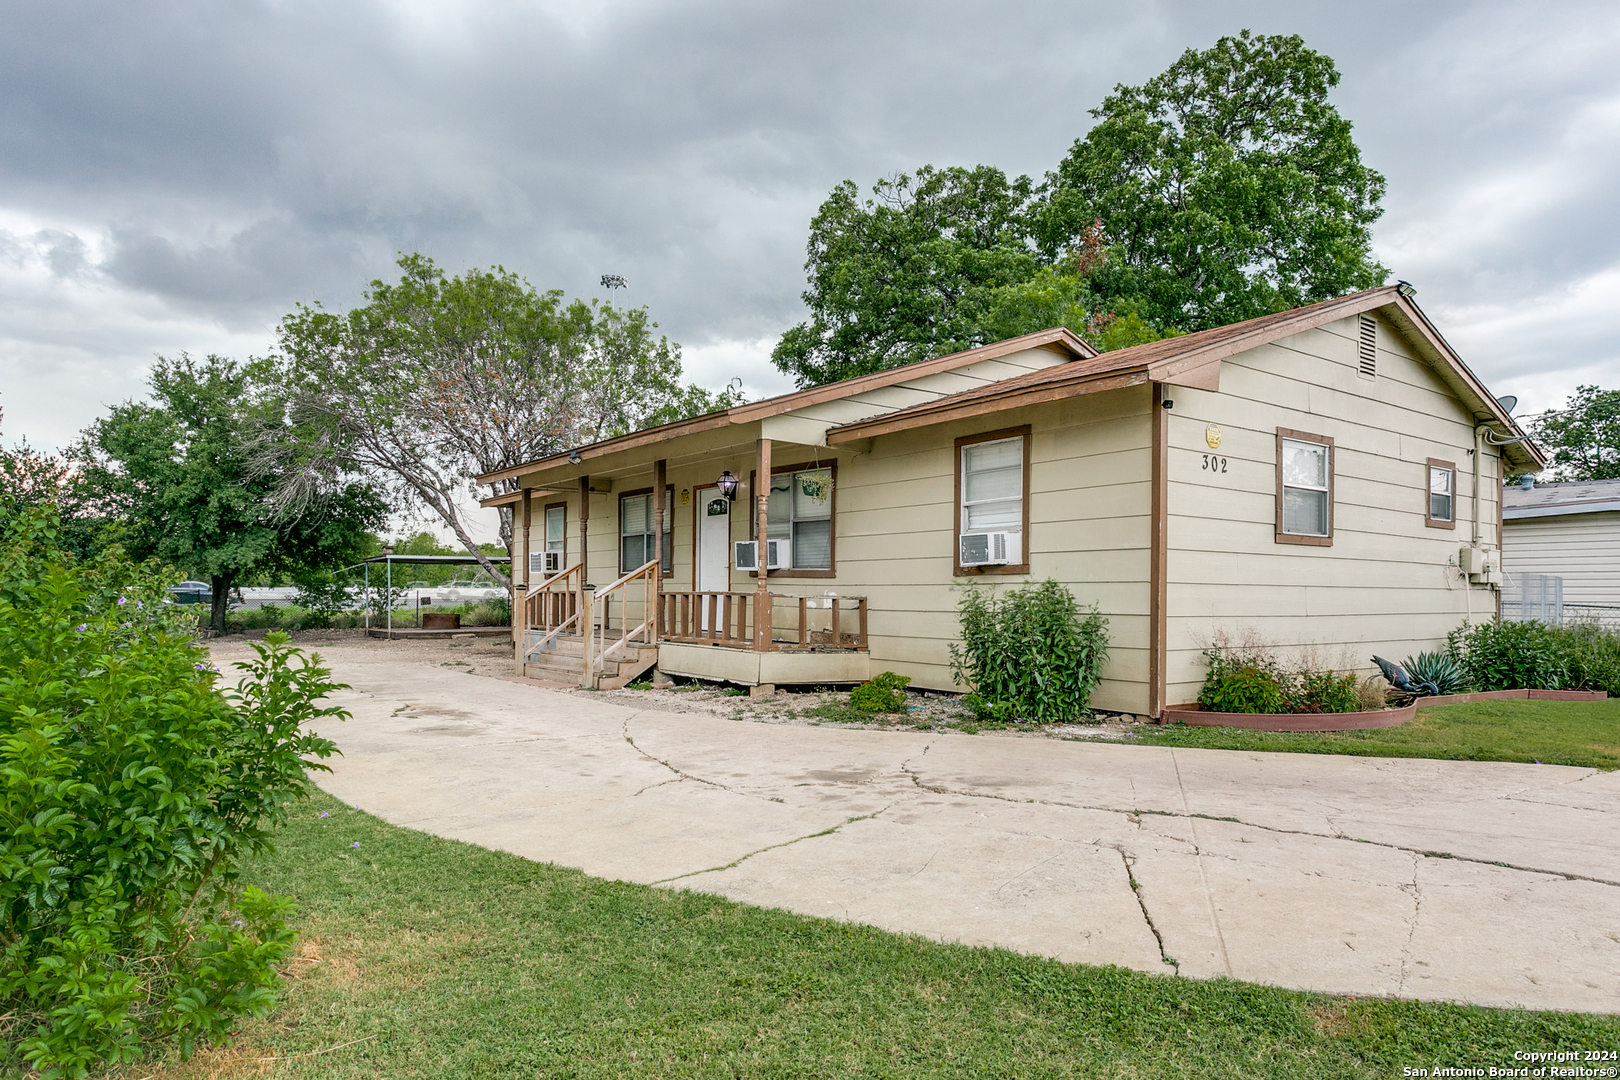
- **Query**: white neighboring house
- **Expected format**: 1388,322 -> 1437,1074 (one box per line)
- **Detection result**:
1502,479 -> 1620,617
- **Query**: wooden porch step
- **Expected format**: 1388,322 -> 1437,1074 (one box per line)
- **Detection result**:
522,641 -> 659,689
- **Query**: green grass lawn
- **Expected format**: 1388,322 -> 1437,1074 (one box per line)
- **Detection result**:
105,790 -> 1619,1080
1125,699 -> 1620,770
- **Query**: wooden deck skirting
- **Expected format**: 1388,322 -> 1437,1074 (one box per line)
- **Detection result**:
1161,689 -> 1607,732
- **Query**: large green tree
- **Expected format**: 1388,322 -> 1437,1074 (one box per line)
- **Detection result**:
772,30 -> 1386,388
78,355 -> 386,632
1040,29 -> 1387,332
771,166 -> 1041,387
273,255 -> 740,585
1530,386 -> 1620,481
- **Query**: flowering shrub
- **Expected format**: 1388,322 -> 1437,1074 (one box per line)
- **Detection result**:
1,504 -> 346,1077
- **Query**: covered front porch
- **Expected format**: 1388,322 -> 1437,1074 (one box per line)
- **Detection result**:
516,557 -> 870,690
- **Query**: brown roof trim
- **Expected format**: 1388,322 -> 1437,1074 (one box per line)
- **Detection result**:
825,288 -> 1543,468
725,327 -> 1096,423
828,370 -> 1149,443
827,290 -> 1401,442
474,327 -> 1098,486
478,488 -> 563,508
1378,301 -> 1545,469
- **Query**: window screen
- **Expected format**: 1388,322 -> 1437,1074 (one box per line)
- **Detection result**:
764,468 -> 832,570
961,437 -> 1023,533
619,489 -> 672,573
1280,438 -> 1330,536
544,505 -> 565,554
1429,465 -> 1454,523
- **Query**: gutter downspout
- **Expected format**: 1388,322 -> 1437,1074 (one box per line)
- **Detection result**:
1472,425 -> 1484,546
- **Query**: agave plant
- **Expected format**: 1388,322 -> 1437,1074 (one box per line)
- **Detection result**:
1401,650 -> 1471,696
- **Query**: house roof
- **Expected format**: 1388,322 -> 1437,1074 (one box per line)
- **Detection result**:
823,286 -> 1545,471
474,326 -> 1098,487
1504,478 -> 1620,520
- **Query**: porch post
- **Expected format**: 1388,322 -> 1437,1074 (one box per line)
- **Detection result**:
515,489 -> 531,673
754,438 -> 772,653
578,475 -> 590,583
653,458 -> 666,641
579,474 -> 592,688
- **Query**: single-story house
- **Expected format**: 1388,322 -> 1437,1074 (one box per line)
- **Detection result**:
1503,478 -> 1620,616
478,284 -> 1543,717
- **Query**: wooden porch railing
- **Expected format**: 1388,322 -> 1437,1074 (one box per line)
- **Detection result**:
522,562 -> 583,662
658,591 -> 867,651
658,591 -> 754,646
589,559 -> 660,668
773,593 -> 868,650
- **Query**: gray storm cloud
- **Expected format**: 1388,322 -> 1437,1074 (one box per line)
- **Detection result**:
2,0 -> 1618,455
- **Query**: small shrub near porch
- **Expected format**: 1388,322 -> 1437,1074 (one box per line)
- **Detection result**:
850,671 -> 911,712
950,579 -> 1109,724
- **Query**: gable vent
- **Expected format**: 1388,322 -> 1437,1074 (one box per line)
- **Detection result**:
1356,314 -> 1378,379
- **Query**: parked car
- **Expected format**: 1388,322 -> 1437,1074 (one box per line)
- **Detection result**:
168,581 -> 212,605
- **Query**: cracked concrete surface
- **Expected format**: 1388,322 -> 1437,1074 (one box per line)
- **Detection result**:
226,644 -> 1620,1013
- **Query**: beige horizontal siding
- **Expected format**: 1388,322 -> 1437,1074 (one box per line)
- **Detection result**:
1163,311 -> 1499,703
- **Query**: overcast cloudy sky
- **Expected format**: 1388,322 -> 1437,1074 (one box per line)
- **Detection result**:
4,0 -> 1619,461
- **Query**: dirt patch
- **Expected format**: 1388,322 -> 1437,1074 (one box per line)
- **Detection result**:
206,634 -> 1146,740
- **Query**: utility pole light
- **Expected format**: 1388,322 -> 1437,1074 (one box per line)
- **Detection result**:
600,274 -> 626,291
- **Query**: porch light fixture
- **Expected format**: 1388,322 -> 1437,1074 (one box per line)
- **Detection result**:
717,470 -> 739,501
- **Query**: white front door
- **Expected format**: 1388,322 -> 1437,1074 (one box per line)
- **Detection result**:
695,486 -> 731,627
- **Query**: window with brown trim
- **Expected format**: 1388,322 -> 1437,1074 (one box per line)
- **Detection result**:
1426,458 -> 1457,529
543,502 -> 566,560
749,461 -> 837,577
619,487 -> 673,574
1276,428 -> 1334,546
954,426 -> 1031,575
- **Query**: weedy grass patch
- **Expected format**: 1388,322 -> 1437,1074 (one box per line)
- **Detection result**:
96,790 -> 1620,1079
1130,699 -> 1620,770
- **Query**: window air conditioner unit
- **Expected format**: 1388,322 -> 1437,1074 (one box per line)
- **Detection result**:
959,531 -> 1019,567
734,539 -> 790,571
533,550 -> 562,576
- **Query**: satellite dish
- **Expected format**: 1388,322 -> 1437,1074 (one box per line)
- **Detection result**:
1496,395 -> 1518,413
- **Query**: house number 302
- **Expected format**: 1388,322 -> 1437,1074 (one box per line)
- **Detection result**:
1201,454 -> 1228,474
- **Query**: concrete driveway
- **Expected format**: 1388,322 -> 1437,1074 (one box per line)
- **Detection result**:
217,641 -> 1620,1013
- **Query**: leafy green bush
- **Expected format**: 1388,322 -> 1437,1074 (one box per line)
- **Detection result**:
1445,619 -> 1620,695
850,671 -> 910,712
1292,669 -> 1361,713
1447,621 -> 1567,692
1547,622 -> 1620,695
1,505 -> 346,1077
1198,643 -> 1363,714
962,692 -> 1019,724
949,580 -> 1109,724
1401,651 -> 1470,695
1198,652 -> 1286,714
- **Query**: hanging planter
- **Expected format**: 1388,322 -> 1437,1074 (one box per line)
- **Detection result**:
798,472 -> 833,503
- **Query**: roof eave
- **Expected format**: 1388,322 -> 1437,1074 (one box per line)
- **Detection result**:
475,328 -> 1098,487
